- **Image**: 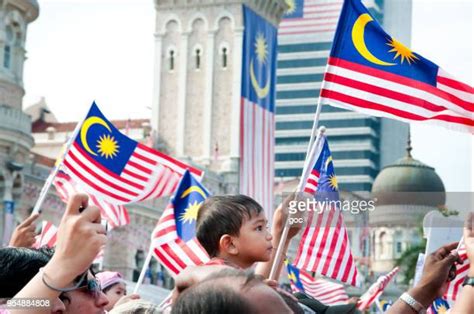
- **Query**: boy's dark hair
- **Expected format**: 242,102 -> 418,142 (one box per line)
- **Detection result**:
196,195 -> 263,257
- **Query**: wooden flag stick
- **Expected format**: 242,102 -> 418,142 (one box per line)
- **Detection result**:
133,246 -> 154,294
269,127 -> 326,280
303,65 -> 327,161
31,116 -> 84,216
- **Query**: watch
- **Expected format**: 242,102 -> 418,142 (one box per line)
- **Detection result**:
462,276 -> 474,286
399,292 -> 426,314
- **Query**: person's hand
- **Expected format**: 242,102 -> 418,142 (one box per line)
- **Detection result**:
464,213 -> 474,276
272,192 -> 309,242
43,194 -> 107,287
412,242 -> 461,307
9,213 -> 39,248
114,294 -> 140,308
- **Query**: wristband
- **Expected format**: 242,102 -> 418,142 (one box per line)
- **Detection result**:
41,268 -> 87,292
399,292 -> 426,314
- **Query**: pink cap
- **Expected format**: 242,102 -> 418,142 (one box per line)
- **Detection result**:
96,271 -> 125,291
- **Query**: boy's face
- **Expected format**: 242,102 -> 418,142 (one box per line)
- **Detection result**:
233,211 -> 273,264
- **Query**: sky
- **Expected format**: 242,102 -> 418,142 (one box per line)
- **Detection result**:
22,0 -> 473,198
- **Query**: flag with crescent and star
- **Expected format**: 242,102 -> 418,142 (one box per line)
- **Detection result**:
151,170 -> 210,276
427,298 -> 450,314
295,135 -> 359,286
240,6 -> 277,225
320,0 -> 473,133
62,102 -> 203,205
285,259 -> 349,305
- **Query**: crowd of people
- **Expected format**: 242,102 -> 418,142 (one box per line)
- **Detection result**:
0,193 -> 473,313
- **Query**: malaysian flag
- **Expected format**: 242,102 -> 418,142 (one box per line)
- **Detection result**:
445,244 -> 469,302
279,0 -> 343,37
33,221 -> 58,249
320,0 -> 473,133
240,6 -> 277,223
62,102 -> 204,205
53,169 -> 130,229
427,298 -> 450,314
286,260 -> 349,305
151,171 -> 210,276
295,135 -> 359,286
357,267 -> 399,310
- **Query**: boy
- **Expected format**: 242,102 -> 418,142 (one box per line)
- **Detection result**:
196,194 -> 301,274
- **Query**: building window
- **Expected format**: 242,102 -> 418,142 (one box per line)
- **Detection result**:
222,47 -> 228,68
3,45 -> 11,69
195,48 -> 201,70
396,242 -> 402,254
169,50 -> 175,71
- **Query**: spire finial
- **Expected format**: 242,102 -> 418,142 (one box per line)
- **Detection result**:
406,126 -> 412,158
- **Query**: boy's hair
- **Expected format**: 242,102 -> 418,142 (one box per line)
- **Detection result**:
196,195 -> 263,257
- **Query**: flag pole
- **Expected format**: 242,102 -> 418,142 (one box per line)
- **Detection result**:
269,127 -> 326,280
31,118 -> 84,216
133,246 -> 154,294
303,65 -> 328,164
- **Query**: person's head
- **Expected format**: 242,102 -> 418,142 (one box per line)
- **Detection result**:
59,269 -> 109,314
96,271 -> 126,311
196,195 -> 273,268
172,269 -> 292,314
109,299 -> 160,314
0,247 -> 66,313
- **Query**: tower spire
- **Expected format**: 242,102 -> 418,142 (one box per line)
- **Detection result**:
406,126 -> 412,158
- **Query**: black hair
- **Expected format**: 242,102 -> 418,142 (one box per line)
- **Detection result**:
0,247 -> 94,298
196,195 -> 263,257
172,269 -> 258,314
0,247 -> 54,297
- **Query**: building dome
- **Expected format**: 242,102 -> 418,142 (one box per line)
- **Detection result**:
372,136 -> 445,207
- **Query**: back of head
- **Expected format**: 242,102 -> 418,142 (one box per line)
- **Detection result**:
196,194 -> 263,257
109,299 -> 160,314
0,247 -> 54,297
171,269 -> 256,314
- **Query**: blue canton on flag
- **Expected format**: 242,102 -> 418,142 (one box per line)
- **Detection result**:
429,298 -> 450,314
240,6 -> 277,224
172,171 -> 210,242
286,260 -> 306,292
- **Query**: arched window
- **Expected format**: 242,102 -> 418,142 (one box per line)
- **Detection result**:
378,231 -> 386,258
195,48 -> 201,70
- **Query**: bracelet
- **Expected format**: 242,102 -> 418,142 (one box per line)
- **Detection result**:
41,268 -> 87,292
399,292 -> 426,314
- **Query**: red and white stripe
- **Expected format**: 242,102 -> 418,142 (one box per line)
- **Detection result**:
240,99 -> 275,223
320,58 -> 474,133
303,168 -> 320,194
53,170 -> 130,229
357,267 -> 399,310
279,0 -> 343,36
33,221 -> 58,249
293,269 -> 349,305
294,206 -> 359,286
63,142 -> 204,205
445,245 -> 469,302
151,204 -> 209,277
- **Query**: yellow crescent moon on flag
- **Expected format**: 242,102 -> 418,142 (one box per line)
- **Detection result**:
250,59 -> 270,99
352,13 -> 395,66
181,186 -> 207,199
80,116 -> 112,156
